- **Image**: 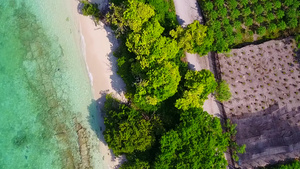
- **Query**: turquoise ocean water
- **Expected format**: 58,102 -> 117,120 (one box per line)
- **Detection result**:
0,0 -> 97,168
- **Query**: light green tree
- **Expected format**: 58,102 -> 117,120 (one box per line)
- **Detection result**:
170,21 -> 207,54
134,62 -> 181,110
106,0 -> 155,34
175,70 -> 217,110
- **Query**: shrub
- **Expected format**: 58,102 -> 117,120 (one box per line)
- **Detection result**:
245,18 -> 253,26
265,160 -> 300,169
215,80 -> 232,102
81,1 -> 101,19
256,16 -> 264,23
257,26 -> 266,36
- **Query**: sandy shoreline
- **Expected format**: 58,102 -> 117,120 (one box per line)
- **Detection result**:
70,0 -> 126,168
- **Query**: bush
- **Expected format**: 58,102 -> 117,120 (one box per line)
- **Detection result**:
264,160 -> 300,169
215,80 -> 232,102
81,1 -> 100,17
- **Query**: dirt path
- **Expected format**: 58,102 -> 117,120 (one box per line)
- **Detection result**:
173,0 -> 222,117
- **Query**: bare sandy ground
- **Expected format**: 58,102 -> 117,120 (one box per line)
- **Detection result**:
70,0 -> 126,168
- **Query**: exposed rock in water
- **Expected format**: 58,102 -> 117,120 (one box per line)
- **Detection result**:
75,119 -> 91,169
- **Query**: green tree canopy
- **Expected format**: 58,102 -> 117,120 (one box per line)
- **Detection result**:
170,21 -> 207,54
254,4 -> 264,15
134,62 -> 181,110
126,19 -> 164,56
257,26 -> 266,36
242,7 -> 251,16
274,1 -> 282,9
103,95 -> 155,155
154,108 -> 231,169
124,0 -> 155,32
277,10 -> 285,19
107,0 -> 155,34
245,18 -> 253,26
175,70 -> 217,110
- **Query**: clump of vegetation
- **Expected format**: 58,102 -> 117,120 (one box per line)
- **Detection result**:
103,94 -> 157,155
215,80 -> 232,102
296,34 -> 300,48
175,70 -> 217,110
81,1 -> 101,22
263,160 -> 300,169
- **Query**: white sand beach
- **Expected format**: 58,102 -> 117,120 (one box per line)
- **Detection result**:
70,0 -> 126,168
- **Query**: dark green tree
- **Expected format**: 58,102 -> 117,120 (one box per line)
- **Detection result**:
234,21 -> 242,28
274,1 -> 282,9
256,16 -> 264,23
265,2 -> 273,12
228,0 -> 238,9
245,18 -> 253,26
154,108 -> 233,169
231,9 -> 240,20
121,159 -> 150,169
268,23 -> 277,32
287,18 -> 298,28
215,0 -> 224,8
284,0 -> 293,6
103,95 -> 155,155
220,7 -> 227,18
240,0 -> 248,7
278,20 -> 287,30
204,1 -> 213,11
254,4 -> 264,15
267,13 -> 275,21
257,26 -> 266,36
276,10 -> 285,19
242,7 -> 251,16
287,9 -> 297,18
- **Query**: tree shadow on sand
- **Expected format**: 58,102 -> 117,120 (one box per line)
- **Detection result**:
87,91 -> 125,166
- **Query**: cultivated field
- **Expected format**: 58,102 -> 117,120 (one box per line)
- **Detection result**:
218,37 -> 300,168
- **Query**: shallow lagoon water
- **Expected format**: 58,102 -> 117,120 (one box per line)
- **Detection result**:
0,0 -> 97,168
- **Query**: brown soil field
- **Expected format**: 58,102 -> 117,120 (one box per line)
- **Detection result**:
218,37 -> 300,168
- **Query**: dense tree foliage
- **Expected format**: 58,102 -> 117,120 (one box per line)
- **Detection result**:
215,80 -> 232,102
107,0 -> 155,34
134,62 -> 181,110
103,95 -> 155,155
175,70 -> 217,110
199,0 -> 300,52
170,21 -> 208,54
155,108 -> 231,169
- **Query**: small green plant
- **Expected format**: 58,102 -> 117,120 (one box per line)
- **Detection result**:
215,80 -> 232,102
